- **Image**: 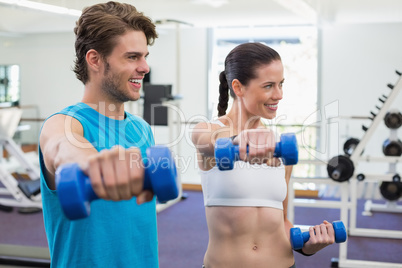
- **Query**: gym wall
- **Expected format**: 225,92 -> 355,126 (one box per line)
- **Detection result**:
319,22 -> 402,176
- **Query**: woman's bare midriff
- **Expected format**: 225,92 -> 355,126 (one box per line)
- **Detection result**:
204,206 -> 294,268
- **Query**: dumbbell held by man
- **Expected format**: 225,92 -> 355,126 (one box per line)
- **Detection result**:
214,133 -> 298,170
56,146 -> 178,220
290,220 -> 347,250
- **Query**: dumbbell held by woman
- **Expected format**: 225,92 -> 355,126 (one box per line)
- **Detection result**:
214,133 -> 298,170
290,220 -> 347,250
56,146 -> 178,220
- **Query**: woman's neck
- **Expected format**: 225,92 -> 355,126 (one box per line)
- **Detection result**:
223,99 -> 262,134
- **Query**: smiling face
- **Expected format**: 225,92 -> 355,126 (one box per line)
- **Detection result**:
239,60 -> 284,120
100,30 -> 149,103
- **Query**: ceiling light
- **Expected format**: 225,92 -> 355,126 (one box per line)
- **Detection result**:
0,0 -> 81,16
272,0 -> 316,23
190,0 -> 229,8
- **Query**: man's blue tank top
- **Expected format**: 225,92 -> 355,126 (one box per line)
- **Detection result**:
39,102 -> 158,267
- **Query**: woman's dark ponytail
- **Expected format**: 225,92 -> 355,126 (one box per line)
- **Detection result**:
217,71 -> 229,116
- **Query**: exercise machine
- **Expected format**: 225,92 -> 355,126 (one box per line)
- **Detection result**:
0,244 -> 50,268
0,107 -> 42,212
0,108 -> 50,267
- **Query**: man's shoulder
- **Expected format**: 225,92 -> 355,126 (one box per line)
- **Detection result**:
125,112 -> 150,127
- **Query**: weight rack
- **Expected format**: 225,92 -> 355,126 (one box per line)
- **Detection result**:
336,70 -> 402,268
289,70 -> 402,268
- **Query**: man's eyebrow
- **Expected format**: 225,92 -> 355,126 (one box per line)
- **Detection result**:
124,51 -> 149,57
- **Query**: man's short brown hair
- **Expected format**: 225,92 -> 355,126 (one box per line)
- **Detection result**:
73,1 -> 158,84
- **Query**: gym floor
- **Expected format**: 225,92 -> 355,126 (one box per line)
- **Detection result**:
1,190 -> 401,268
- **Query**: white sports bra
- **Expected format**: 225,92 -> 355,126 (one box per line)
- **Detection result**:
199,120 -> 287,209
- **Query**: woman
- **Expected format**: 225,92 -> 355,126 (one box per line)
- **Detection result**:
191,43 -> 335,268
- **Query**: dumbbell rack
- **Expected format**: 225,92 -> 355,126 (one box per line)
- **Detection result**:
289,71 -> 402,268
362,125 -> 402,216
338,71 -> 402,268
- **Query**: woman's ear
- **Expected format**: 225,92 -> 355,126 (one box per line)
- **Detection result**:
86,49 -> 102,72
232,79 -> 244,97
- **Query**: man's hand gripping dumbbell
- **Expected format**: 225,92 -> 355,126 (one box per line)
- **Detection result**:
56,145 -> 179,220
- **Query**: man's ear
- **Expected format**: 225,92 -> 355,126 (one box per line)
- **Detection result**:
232,79 -> 244,97
86,49 -> 102,72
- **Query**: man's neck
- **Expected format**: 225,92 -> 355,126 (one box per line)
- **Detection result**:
82,84 -> 126,119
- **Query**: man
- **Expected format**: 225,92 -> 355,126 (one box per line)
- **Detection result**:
39,2 -> 160,266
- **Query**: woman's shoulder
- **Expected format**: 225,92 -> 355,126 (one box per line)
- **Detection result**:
193,118 -> 228,130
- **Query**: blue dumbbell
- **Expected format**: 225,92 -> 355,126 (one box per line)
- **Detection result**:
290,220 -> 347,250
56,145 -> 178,220
214,133 -> 298,170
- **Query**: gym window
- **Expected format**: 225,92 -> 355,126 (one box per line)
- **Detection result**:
207,25 -> 318,177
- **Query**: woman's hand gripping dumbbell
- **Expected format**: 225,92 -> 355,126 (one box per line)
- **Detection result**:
290,220 -> 347,251
56,145 -> 179,220
214,132 -> 299,170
